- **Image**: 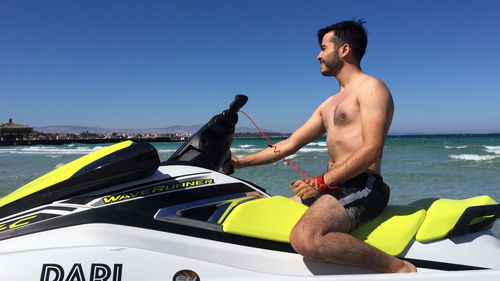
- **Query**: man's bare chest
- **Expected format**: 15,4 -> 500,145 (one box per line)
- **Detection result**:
323,94 -> 360,129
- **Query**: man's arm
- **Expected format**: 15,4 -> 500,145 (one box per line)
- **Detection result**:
324,79 -> 394,185
231,105 -> 326,169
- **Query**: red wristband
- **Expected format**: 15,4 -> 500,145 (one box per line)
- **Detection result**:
316,174 -> 339,193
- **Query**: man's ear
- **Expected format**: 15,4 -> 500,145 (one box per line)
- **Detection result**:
339,43 -> 351,58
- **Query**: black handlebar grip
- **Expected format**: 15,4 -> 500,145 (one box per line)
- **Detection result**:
229,95 -> 248,113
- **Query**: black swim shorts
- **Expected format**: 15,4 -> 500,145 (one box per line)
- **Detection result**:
302,173 -> 390,231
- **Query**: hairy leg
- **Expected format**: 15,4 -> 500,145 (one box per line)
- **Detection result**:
289,195 -> 416,273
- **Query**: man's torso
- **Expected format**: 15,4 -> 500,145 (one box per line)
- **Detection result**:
319,75 -> 382,176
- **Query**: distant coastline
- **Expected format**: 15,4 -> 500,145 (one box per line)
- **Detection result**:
0,136 -> 187,146
2,121 -> 498,147
31,125 -> 276,135
0,131 -> 290,146
29,125 -> 500,139
3,132 -> 500,147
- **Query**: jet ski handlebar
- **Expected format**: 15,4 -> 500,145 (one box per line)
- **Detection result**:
163,95 -> 247,174
229,94 -> 248,114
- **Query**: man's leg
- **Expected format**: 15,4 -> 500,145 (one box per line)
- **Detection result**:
289,195 -> 416,273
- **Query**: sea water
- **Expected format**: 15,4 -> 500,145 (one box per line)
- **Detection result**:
1,135 -> 499,237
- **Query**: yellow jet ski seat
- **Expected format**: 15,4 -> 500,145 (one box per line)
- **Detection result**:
415,195 -> 498,242
221,196 -> 308,243
221,195 -> 499,256
350,205 -> 426,255
221,196 -> 426,255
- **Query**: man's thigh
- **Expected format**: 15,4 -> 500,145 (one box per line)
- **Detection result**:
295,195 -> 351,235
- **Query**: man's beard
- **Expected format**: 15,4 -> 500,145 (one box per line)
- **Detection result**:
322,50 -> 344,77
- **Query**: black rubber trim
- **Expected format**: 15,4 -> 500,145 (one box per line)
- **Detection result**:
450,204 -> 500,237
403,258 -> 488,271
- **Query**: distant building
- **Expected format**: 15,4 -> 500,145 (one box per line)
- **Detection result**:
0,118 -> 33,142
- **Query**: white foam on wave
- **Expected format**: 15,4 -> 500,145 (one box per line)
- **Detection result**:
449,154 -> 500,161
0,146 -> 102,155
47,155 -> 63,158
444,145 -> 468,149
298,147 -> 328,153
484,146 -> 500,155
239,144 -> 255,148
306,141 -> 327,147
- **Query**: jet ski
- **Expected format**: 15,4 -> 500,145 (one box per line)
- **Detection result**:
1,95 -> 499,281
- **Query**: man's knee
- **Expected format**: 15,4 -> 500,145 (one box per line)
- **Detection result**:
289,224 -> 322,259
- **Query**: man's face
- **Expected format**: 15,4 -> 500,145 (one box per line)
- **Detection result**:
317,31 -> 343,77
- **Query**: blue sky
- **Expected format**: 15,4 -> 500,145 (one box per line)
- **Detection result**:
1,0 -> 499,134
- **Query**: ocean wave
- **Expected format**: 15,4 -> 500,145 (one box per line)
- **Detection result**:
306,141 -> 327,147
230,148 -> 262,153
449,154 -> 500,161
484,146 -> 500,155
47,155 -> 63,158
298,147 -> 328,153
444,145 -> 468,149
0,146 -> 103,155
238,144 -> 255,148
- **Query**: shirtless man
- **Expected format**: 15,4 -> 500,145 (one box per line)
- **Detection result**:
230,20 -> 416,273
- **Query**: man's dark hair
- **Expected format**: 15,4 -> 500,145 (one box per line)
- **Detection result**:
317,20 -> 368,63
